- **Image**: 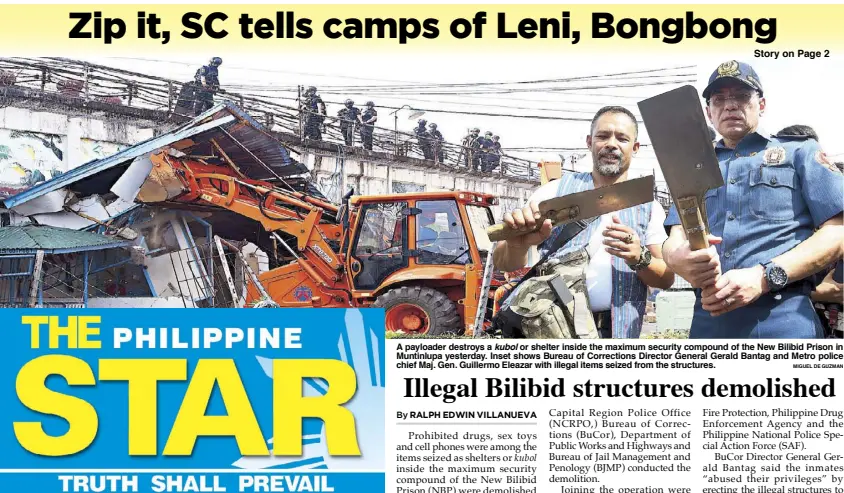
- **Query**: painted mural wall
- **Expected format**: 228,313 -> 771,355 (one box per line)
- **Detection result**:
0,129 -> 65,198
0,130 -> 128,198
79,138 -> 127,164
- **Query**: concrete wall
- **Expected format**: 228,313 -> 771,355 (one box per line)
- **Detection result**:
304,150 -> 538,219
0,107 -> 155,198
1,104 -> 541,219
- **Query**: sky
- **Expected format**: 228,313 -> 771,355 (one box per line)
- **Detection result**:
78,51 -> 843,188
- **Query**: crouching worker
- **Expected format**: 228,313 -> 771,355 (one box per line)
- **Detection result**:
492,106 -> 675,339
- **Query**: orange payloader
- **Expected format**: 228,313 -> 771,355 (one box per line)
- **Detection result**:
138,149 -> 500,336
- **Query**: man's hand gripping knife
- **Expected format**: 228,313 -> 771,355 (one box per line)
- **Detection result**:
492,201 -> 553,274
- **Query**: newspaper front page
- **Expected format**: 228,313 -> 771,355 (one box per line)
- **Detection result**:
0,3 -> 842,493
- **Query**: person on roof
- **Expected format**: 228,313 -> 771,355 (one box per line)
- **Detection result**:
301,86 -> 326,141
338,99 -> 361,146
194,57 -> 222,115
359,101 -> 378,150
414,119 -> 433,160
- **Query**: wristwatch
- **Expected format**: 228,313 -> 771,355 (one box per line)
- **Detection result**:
761,261 -> 788,292
628,248 -> 652,271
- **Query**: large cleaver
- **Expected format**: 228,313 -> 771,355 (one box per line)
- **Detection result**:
638,85 -> 723,251
486,175 -> 655,242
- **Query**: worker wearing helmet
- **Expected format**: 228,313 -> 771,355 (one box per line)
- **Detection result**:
337,99 -> 361,146
193,56 -> 223,115
301,86 -> 326,140
414,119 -> 433,160
479,131 -> 495,172
428,122 -> 444,163
360,101 -> 378,150
461,128 -> 482,170
489,135 -> 502,172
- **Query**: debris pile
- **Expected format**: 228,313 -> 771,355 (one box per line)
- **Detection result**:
0,103 -> 315,308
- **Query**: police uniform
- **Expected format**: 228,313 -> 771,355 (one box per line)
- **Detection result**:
665,132 -> 843,338
665,61 -> 844,338
462,131 -> 481,170
338,104 -> 361,146
487,138 -> 502,172
415,123 -> 433,160
479,134 -> 495,172
193,61 -> 220,115
303,93 -> 325,140
428,126 -> 444,162
360,106 -> 377,150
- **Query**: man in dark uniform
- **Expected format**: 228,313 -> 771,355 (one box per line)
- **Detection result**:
486,135 -> 502,172
338,99 -> 361,146
301,86 -> 326,141
662,61 -> 844,338
461,128 -> 481,170
428,123 -> 444,163
479,131 -> 495,171
194,57 -> 222,115
414,119 -> 433,160
359,101 -> 378,150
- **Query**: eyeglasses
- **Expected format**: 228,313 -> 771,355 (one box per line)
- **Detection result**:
709,92 -> 756,107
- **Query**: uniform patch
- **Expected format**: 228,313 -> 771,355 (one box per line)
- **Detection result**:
763,146 -> 786,166
815,150 -> 841,173
717,61 -> 741,78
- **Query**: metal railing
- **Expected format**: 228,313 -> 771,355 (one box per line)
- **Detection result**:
0,57 -> 539,182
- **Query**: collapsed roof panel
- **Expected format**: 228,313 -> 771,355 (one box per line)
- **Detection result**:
0,224 -> 132,254
2,102 -> 307,214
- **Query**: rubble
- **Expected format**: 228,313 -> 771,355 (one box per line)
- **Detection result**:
1,102 -> 303,309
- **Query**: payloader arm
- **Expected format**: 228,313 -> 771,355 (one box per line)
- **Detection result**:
141,150 -> 349,295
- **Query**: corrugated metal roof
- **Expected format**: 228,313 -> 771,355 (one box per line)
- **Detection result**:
2,102 -> 305,211
0,225 -> 131,254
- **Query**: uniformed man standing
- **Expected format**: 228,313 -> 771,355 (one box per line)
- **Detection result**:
487,135 -> 502,172
194,57 -> 222,115
359,101 -> 378,150
461,128 -> 481,170
338,99 -> 361,146
479,131 -> 495,172
428,123 -> 444,163
414,119 -> 433,160
301,86 -> 326,141
662,61 -> 844,338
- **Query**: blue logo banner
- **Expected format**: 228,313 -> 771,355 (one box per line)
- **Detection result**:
0,308 -> 385,493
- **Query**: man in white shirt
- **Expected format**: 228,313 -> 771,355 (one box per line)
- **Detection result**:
493,106 -> 675,338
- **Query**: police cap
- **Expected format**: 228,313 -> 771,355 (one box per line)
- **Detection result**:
702,60 -> 763,100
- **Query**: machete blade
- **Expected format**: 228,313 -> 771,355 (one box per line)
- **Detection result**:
487,175 -> 655,242
638,85 -> 724,250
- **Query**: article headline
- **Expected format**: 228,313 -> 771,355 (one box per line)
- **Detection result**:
68,11 -> 778,45
404,377 -> 837,403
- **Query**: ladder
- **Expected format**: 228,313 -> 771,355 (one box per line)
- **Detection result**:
472,244 -> 496,337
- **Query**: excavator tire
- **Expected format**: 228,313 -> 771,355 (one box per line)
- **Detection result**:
375,286 -> 462,336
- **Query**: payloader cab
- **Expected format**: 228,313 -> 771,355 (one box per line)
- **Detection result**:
346,191 -> 498,336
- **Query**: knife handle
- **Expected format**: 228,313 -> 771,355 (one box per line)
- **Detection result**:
486,223 -> 541,242
676,196 -> 709,251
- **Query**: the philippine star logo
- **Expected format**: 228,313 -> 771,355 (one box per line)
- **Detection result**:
232,309 -> 385,470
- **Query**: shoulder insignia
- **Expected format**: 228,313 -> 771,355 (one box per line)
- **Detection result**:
815,150 -> 841,173
762,146 -> 786,166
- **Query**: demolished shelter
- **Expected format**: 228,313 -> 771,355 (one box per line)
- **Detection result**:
1,103 -> 322,308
